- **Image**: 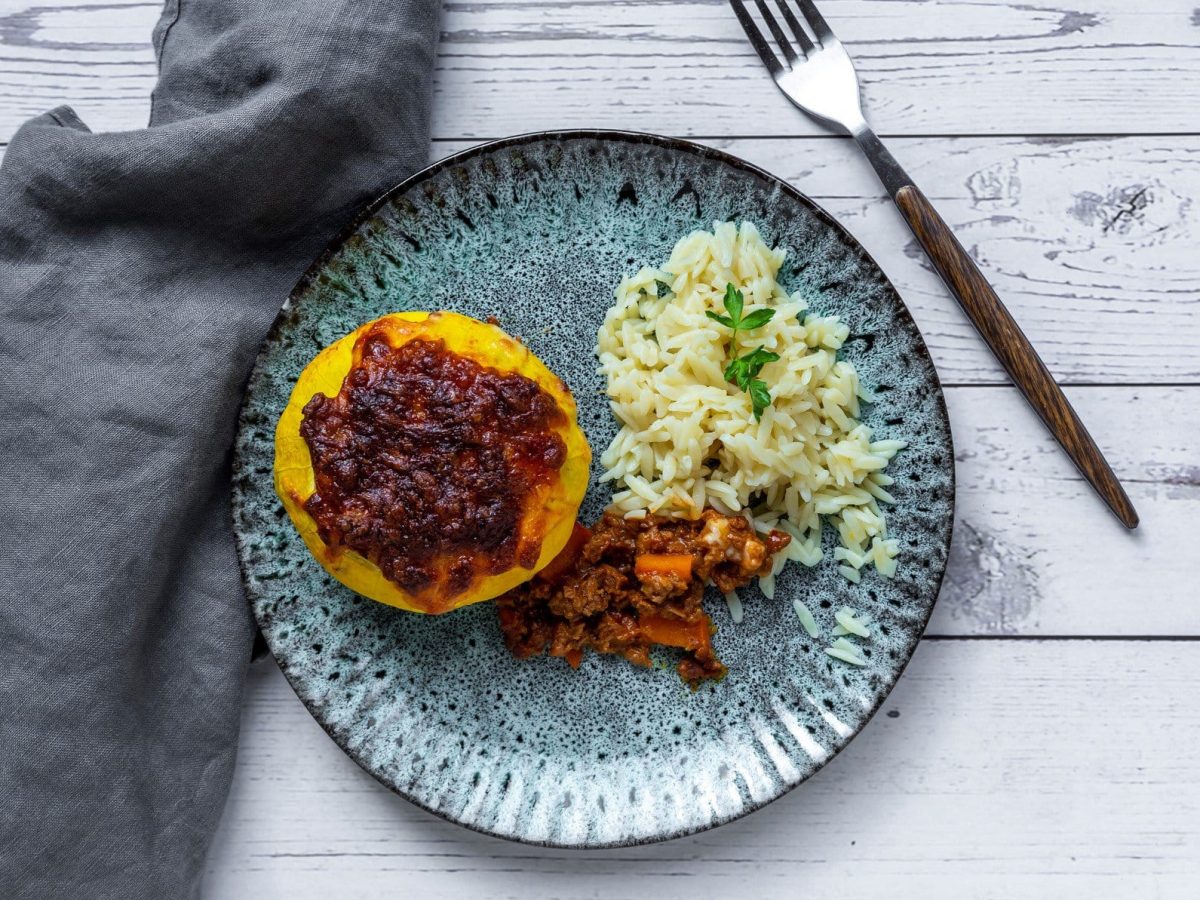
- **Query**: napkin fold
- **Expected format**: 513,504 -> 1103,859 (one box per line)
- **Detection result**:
0,1 -> 439,896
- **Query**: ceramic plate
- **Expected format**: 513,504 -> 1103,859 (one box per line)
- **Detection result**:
233,131 -> 955,847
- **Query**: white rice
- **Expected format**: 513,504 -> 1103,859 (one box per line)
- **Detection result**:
597,222 -> 904,584
724,590 -> 744,624
793,598 -> 820,638
831,637 -> 861,655
834,607 -> 871,638
824,645 -> 868,667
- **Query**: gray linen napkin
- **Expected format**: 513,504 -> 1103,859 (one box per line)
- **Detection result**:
0,1 -> 440,896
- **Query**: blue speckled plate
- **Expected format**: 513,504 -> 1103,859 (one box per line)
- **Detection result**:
233,131 -> 955,847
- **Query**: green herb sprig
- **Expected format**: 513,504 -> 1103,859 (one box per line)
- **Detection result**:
705,284 -> 778,420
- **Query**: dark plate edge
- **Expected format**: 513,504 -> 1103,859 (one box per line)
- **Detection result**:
230,128 -> 957,850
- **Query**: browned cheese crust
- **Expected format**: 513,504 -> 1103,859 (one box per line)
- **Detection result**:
300,330 -> 568,599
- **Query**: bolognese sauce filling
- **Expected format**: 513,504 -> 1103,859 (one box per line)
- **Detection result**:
299,328 -> 568,603
497,509 -> 790,686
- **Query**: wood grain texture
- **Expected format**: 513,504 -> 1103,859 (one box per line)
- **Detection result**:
895,181 -> 1138,527
915,386 -> 1193,637
205,643 -> 1200,899
0,0 -> 159,138
2,0 -> 1200,141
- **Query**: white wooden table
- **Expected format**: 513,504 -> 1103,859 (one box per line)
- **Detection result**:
5,1 -> 1198,896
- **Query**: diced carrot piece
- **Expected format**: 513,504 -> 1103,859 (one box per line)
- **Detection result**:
638,614 -> 711,652
536,522 -> 591,583
634,553 -> 693,581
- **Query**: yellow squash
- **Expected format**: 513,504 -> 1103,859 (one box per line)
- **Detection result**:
274,311 -> 591,614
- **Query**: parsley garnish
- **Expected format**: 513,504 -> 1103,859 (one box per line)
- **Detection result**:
747,378 -> 773,420
705,284 -> 778,420
725,346 -> 780,392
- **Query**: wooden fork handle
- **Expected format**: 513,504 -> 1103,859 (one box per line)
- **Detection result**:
893,183 -> 1138,528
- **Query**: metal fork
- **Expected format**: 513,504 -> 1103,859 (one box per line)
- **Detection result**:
729,0 -> 1138,529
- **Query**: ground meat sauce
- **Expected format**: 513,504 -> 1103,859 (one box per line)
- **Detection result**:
497,509 -> 790,686
300,329 -> 568,602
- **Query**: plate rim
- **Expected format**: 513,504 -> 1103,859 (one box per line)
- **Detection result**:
233,128 -> 957,849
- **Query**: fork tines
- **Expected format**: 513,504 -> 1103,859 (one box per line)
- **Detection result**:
729,0 -> 837,72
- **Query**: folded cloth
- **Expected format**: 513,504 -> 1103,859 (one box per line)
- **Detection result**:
0,1 -> 440,896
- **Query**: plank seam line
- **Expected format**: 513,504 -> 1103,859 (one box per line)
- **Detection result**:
939,382 -> 1200,390
431,132 -> 1200,143
5,135 -> 1197,151
923,634 -> 1200,642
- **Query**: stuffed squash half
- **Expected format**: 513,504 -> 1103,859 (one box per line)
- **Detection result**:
274,311 -> 591,614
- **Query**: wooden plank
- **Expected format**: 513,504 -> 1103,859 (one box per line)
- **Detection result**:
204,641 -> 1200,898
7,135 -> 1193,386
432,0 -> 1200,138
0,0 -> 159,137
724,136 -> 1200,386
432,136 -> 1200,386
932,385 -> 1196,636
3,0 -> 1200,141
